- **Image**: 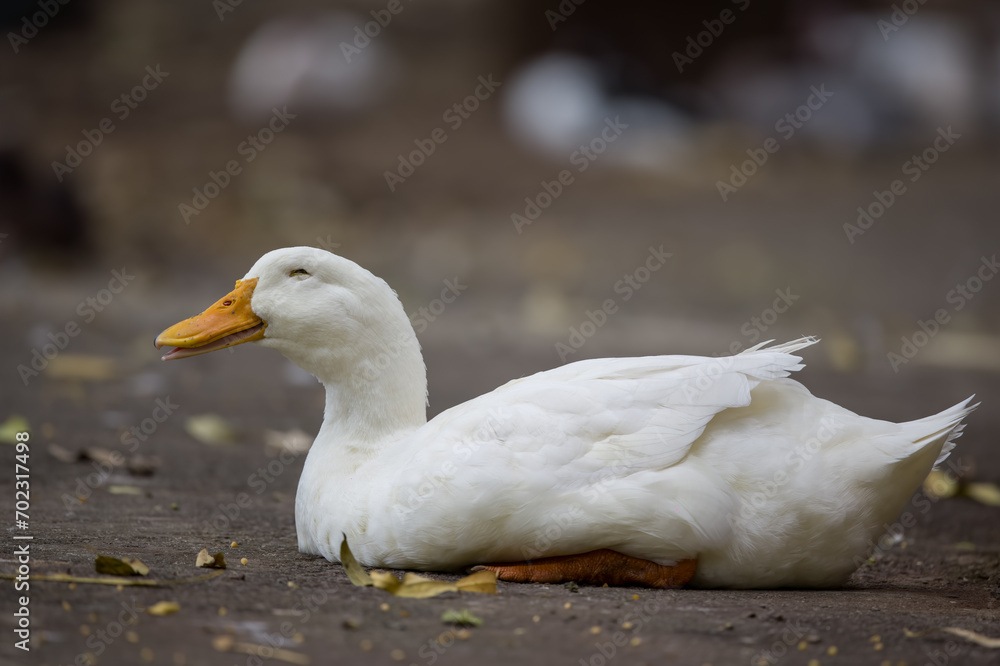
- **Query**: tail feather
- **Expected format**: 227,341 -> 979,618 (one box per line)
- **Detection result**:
900,396 -> 978,469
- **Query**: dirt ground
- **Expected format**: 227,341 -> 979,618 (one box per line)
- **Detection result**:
3,183 -> 1000,665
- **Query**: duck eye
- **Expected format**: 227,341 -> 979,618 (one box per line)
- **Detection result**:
290,268 -> 310,277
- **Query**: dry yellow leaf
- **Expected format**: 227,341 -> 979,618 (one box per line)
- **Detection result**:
146,601 -> 180,616
963,482 -> 1000,506
0,415 -> 29,444
196,548 -> 226,569
924,470 -> 958,499
47,355 -> 116,381
95,555 -> 149,576
339,535 -> 497,597
0,570 -> 223,587
185,415 -> 237,446
906,627 -> 1000,648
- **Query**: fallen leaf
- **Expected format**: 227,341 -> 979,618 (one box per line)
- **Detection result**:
454,570 -> 499,594
128,454 -> 161,476
962,482 -> 1000,507
82,447 -> 126,467
906,627 -> 1000,648
441,609 -> 483,627
196,548 -> 227,569
0,570 -> 224,586
369,570 -> 401,594
47,355 -> 116,381
146,601 -> 180,616
122,558 -> 150,576
213,635 -> 310,664
924,470 -> 959,499
940,627 -> 1000,648
49,443 -> 80,462
340,535 -> 372,587
108,485 -> 144,496
185,415 -> 237,446
263,428 -> 313,457
95,555 -> 149,576
0,415 -> 29,444
339,535 -> 496,597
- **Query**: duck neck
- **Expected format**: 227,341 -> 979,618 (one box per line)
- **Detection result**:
304,323 -> 428,456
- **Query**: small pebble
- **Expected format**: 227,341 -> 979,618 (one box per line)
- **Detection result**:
630,637 -> 642,647
218,607 -> 227,616
126,631 -> 139,643
359,639 -> 373,651
79,625 -> 91,636
513,628 -> 526,635
380,603 -> 391,612
231,541 -> 238,548
589,626 -> 601,635
240,558 -> 248,566
287,581 -> 299,589
68,583 -> 77,590
455,629 -> 471,640
622,621 -> 633,630
399,610 -> 409,618
827,646 -> 838,656
808,660 -> 820,666
141,648 -> 154,662
390,649 -> 405,661
62,601 -> 71,611
88,613 -> 98,623
532,615 -> 541,623
798,641 -> 808,651
631,594 -> 639,601
875,643 -> 884,651
870,635 -> 881,643
563,602 -> 572,609
293,633 -> 304,644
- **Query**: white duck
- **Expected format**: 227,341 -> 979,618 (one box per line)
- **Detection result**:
155,247 -> 976,588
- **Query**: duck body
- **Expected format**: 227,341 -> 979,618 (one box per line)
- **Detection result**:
156,247 -> 976,588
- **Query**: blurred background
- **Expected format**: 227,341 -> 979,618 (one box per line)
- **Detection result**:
2,0 -> 1000,433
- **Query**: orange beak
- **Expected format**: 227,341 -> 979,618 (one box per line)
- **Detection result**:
155,278 -> 266,361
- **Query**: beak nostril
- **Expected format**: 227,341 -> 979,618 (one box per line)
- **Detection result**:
223,300 -> 233,307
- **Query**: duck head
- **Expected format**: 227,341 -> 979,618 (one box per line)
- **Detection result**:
155,246 -> 428,434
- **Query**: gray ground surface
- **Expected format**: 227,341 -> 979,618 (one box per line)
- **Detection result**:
3,173 -> 1000,665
